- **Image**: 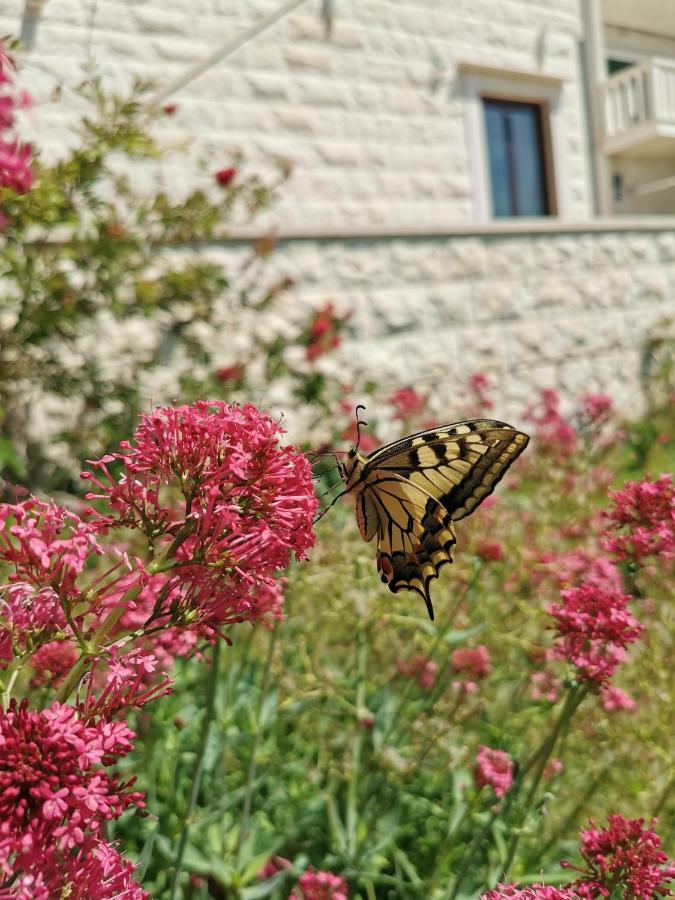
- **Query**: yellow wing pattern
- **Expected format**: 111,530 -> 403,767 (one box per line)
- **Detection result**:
348,420 -> 529,619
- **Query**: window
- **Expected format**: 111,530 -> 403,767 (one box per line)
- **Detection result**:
482,98 -> 550,217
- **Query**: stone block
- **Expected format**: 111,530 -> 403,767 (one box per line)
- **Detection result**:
471,278 -> 533,320
284,45 -> 332,74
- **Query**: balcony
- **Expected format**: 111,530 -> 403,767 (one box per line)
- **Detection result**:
603,59 -> 675,157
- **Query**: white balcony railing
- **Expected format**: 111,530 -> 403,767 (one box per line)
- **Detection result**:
603,58 -> 675,153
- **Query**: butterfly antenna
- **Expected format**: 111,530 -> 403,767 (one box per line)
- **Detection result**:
313,488 -> 349,524
354,404 -> 368,451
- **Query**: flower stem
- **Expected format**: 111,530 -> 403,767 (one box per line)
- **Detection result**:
236,626 -> 277,863
446,809 -> 498,900
502,682 -> 589,878
170,640 -> 221,900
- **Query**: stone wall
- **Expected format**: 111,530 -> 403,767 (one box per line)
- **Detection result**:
232,222 -> 675,427
2,0 -> 591,227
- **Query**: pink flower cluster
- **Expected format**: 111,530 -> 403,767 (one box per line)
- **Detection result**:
548,583 -> 643,684
396,654 -> 437,691
483,886 -> 575,899
389,387 -> 427,422
0,44 -> 32,196
464,372 -> 495,415
305,302 -> 349,362
473,745 -> 514,798
289,868 -> 348,900
566,814 -> 675,898
81,401 -> 317,634
523,389 -> 577,459
604,474 -> 674,564
453,645 -> 491,694
0,700 -> 145,897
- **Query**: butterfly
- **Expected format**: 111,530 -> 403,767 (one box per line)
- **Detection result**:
326,406 -> 529,620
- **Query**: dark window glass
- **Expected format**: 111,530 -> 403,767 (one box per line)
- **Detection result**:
607,58 -> 635,75
483,98 -> 550,217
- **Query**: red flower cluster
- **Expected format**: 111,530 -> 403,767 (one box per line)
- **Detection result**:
389,387 -> 427,421
604,474 -> 674,563
0,700 -> 144,895
483,886 -> 575,899
258,854 -> 292,881
452,644 -> 490,694
565,814 -> 675,898
548,583 -> 643,684
305,302 -> 349,361
600,685 -> 636,713
81,401 -> 317,633
523,389 -> 577,459
464,372 -> 495,415
289,868 -> 348,900
475,539 -> 505,562
473,745 -> 514,798
396,654 -> 437,691
0,44 -> 32,195
215,166 -> 236,186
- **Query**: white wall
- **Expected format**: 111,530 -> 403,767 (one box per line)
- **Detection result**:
1,0 -> 592,228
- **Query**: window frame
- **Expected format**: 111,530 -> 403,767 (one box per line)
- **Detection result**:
458,64 -> 569,222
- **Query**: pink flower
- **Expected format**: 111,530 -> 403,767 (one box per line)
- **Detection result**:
603,474 -> 674,563
529,670 -> 561,704
389,387 -> 426,421
6,838 -> 148,899
0,139 -> 33,193
475,539 -> 505,562
576,393 -> 613,427
215,166 -> 236,186
548,583 -> 643,684
565,814 -> 675,898
600,685 -> 636,713
81,401 -> 317,633
289,867 -> 348,900
524,389 -> 577,459
396,654 -> 437,691
0,583 -> 67,664
482,886 -> 575,899
305,302 -> 349,362
537,549 -> 622,593
452,645 -> 491,680
543,758 -> 564,781
258,855 -> 292,880
0,700 -> 143,885
474,745 -> 514,798
465,372 -> 495,414
29,641 -> 79,688
162,103 -> 177,115
81,650 -> 173,720
0,498 -> 103,597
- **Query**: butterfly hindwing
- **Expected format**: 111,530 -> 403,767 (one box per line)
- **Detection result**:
363,476 -> 456,619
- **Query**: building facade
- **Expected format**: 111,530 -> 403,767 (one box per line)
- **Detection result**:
2,0 -> 674,420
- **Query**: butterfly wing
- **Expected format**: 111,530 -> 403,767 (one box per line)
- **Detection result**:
363,420 -> 529,521
360,474 -> 456,620
355,420 -> 529,618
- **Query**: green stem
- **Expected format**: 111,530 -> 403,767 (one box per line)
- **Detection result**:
169,641 -> 221,900
236,626 -> 277,862
347,628 -> 367,859
446,810 -> 498,900
502,683 -> 589,879
55,601 -> 130,703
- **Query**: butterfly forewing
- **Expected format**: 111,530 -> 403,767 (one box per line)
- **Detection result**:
363,421 -> 529,521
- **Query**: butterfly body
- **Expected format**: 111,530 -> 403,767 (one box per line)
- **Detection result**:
338,419 -> 529,620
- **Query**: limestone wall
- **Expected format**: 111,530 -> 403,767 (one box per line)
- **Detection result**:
1,0 -> 591,227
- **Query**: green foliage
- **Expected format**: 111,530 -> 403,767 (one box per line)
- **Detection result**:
114,415 -> 674,898
0,78 -> 349,493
